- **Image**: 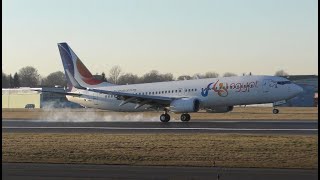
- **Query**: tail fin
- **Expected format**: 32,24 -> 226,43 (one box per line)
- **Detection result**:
58,42 -> 113,90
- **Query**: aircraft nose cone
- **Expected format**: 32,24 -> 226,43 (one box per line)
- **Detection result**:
295,85 -> 303,95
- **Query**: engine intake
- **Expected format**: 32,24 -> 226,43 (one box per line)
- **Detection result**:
170,98 -> 200,113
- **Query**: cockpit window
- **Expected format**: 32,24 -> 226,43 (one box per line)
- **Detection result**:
277,81 -> 291,85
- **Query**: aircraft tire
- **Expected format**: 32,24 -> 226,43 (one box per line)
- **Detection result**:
273,109 -> 279,114
181,113 -> 190,122
160,114 -> 170,122
186,114 -> 191,120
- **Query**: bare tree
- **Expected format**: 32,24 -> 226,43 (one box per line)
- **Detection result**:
18,66 -> 40,87
2,70 -> 9,88
101,72 -> 107,82
118,73 -> 140,85
109,65 -> 122,84
275,70 -> 289,76
141,70 -> 161,83
13,72 -> 20,88
9,74 -> 13,88
223,72 -> 237,77
140,70 -> 174,83
192,73 -> 203,79
177,75 -> 192,80
204,72 -> 219,78
161,73 -> 174,81
41,71 -> 67,87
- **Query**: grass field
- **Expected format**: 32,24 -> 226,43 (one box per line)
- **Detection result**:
2,133 -> 318,169
2,107 -> 318,120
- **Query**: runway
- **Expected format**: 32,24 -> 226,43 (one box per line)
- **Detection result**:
2,163 -> 317,180
2,119 -> 318,135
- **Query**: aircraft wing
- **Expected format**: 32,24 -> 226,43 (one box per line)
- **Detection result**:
86,88 -> 177,109
63,69 -> 180,109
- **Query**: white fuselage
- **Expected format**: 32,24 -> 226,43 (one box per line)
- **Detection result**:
66,75 -> 303,112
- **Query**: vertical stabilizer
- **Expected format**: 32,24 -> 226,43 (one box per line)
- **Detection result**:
58,42 -> 113,90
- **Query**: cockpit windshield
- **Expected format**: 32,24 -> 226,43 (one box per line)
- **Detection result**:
277,81 -> 291,85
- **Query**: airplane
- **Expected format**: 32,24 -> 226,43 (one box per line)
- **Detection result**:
39,42 -> 304,122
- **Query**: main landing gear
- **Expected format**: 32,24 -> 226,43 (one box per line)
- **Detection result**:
160,109 -> 170,122
180,113 -> 191,122
160,113 -> 170,122
273,108 -> 279,114
159,110 -> 191,122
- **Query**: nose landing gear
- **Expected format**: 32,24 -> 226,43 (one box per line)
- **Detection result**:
273,108 -> 279,114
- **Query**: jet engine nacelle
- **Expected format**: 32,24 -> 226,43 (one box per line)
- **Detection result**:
206,106 -> 234,113
170,98 -> 200,113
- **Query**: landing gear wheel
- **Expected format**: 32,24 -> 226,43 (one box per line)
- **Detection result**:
181,113 -> 191,122
273,109 -> 279,114
160,114 -> 170,122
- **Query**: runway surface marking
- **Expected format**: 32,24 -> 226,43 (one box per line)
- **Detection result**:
3,126 -> 317,131
3,120 -> 317,134
2,119 -> 317,123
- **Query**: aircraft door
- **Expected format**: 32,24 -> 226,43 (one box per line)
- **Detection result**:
263,79 -> 271,93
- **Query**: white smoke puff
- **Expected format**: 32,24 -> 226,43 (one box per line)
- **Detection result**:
39,107 -> 162,122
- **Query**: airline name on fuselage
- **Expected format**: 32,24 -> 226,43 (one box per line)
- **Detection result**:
201,80 -> 259,97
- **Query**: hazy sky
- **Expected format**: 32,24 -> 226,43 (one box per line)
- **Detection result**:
2,0 -> 318,77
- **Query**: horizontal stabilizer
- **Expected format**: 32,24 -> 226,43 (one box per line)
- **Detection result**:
33,89 -> 82,97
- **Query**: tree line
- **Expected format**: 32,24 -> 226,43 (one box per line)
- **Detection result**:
2,66 -> 67,88
2,65 -> 289,88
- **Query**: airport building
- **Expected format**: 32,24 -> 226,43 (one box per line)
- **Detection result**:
2,87 -> 82,109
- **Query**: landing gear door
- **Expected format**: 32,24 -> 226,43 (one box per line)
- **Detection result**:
263,79 -> 271,93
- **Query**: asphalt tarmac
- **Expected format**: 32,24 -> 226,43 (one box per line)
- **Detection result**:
3,119 -> 318,179
2,163 -> 317,180
2,119 -> 318,135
